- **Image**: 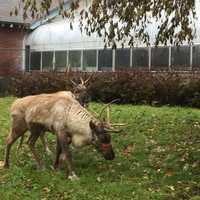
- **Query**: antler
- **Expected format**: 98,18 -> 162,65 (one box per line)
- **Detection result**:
104,122 -> 127,133
85,72 -> 95,85
80,77 -> 84,85
103,101 -> 127,133
70,79 -> 78,86
99,99 -> 120,119
104,126 -> 123,133
79,72 -> 95,86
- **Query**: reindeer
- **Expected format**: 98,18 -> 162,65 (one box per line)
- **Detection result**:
70,76 -> 92,107
17,74 -> 93,152
3,92 -> 118,180
16,91 -> 75,154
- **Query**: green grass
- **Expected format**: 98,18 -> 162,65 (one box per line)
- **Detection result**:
0,97 -> 199,200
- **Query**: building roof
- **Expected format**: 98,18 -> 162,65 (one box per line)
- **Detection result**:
0,0 -> 60,25
30,0 -> 70,30
26,19 -> 104,51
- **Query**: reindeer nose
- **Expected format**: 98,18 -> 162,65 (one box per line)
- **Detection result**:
104,149 -> 115,160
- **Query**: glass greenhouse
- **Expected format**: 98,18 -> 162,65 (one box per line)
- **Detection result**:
24,0 -> 200,72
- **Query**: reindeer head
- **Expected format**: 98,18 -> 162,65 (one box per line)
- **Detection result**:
71,77 -> 87,93
89,121 -> 115,160
89,99 -> 126,160
71,76 -> 92,107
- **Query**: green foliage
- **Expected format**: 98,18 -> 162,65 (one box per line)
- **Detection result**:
0,97 -> 200,199
12,0 -> 195,47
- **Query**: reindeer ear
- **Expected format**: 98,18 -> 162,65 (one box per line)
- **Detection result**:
89,121 -> 97,131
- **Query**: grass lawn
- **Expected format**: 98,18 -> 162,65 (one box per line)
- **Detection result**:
0,97 -> 199,200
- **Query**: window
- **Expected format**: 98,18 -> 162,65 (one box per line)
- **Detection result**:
192,45 -> 200,67
115,48 -> 130,69
68,50 -> 81,69
25,45 -> 30,71
132,48 -> 149,67
55,51 -> 67,70
151,47 -> 169,68
42,51 -> 53,70
83,50 -> 96,70
98,49 -> 113,70
30,52 -> 41,70
171,46 -> 190,67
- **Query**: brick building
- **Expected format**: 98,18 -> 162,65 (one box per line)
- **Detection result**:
0,0 -> 60,75
0,0 -> 31,75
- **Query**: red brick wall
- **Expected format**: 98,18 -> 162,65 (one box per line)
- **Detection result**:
0,26 -> 26,75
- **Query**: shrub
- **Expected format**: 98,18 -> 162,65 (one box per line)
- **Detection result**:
3,70 -> 200,108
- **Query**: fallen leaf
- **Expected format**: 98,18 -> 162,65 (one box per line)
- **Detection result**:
168,186 -> 175,191
0,161 -> 4,169
143,170 -> 149,179
148,128 -> 155,132
157,168 -> 161,173
165,169 -> 173,177
43,187 -> 51,193
192,162 -> 198,168
97,177 -> 101,182
123,144 -> 135,156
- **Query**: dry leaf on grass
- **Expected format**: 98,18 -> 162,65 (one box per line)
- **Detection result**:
0,161 -> 4,169
123,144 -> 135,156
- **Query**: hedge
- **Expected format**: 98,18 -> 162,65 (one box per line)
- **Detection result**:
1,70 -> 200,108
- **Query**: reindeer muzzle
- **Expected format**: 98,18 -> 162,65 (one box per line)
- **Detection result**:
101,143 -> 115,160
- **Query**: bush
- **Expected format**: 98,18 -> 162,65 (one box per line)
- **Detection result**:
4,70 -> 200,108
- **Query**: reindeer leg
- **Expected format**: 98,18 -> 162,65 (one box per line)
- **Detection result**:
3,124 -> 27,168
28,129 -> 44,170
3,129 -> 22,168
57,132 -> 78,180
17,134 -> 24,151
40,133 -> 52,157
53,137 -> 62,170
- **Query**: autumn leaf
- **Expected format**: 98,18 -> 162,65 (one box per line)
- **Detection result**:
123,144 -> 135,156
0,161 -> 4,169
165,169 -> 173,177
167,185 -> 175,191
97,177 -> 101,182
43,187 -> 51,193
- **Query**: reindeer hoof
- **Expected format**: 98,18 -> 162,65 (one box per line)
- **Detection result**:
46,150 -> 53,157
37,165 -> 45,171
53,164 -> 59,170
0,161 -> 8,169
68,174 -> 79,181
60,154 -> 65,161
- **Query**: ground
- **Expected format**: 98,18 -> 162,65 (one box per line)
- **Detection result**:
0,97 -> 199,200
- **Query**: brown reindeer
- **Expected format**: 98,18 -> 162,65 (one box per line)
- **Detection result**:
70,76 -> 92,107
3,92 -> 117,180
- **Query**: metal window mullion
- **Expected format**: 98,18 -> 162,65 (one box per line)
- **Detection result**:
148,46 -> 151,71
29,49 -> 31,72
66,50 -> 69,71
81,50 -> 83,71
22,48 -> 25,71
53,51 -> 56,71
190,45 -> 193,70
112,49 -> 116,72
130,48 -> 133,67
169,46 -> 172,71
40,51 -> 43,72
96,49 -> 99,71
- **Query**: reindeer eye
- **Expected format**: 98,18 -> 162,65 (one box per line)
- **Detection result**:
100,134 -> 111,143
